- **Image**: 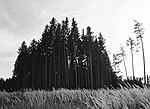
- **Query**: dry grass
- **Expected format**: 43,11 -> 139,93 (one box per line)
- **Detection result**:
0,87 -> 150,109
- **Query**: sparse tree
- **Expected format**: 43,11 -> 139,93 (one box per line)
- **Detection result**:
126,37 -> 136,79
133,20 -> 146,84
120,45 -> 128,79
112,53 -> 122,73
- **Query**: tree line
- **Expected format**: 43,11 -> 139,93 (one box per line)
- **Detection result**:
1,17 -> 119,91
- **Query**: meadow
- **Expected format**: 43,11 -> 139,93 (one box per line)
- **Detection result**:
0,86 -> 150,109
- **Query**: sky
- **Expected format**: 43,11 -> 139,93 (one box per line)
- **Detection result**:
0,0 -> 150,79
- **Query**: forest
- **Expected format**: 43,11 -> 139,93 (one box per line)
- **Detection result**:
0,17 -> 144,91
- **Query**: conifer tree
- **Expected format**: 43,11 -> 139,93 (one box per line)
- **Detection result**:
13,41 -> 29,89
120,45 -> 128,79
55,23 -> 62,88
86,26 -> 94,88
68,18 -> 80,88
92,39 -> 100,88
133,20 -> 146,84
98,33 -> 106,87
81,29 -> 89,88
61,17 -> 69,88
40,25 -> 49,89
126,37 -> 136,79
49,18 -> 57,88
28,39 -> 38,88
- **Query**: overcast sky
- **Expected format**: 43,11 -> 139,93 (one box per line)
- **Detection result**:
0,0 -> 150,79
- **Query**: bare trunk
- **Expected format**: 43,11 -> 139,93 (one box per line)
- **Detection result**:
32,55 -> 35,88
89,43 -> 93,89
23,65 -> 26,88
44,53 -> 48,89
140,37 -> 146,84
97,54 -> 100,88
122,55 -> 128,79
54,44 -> 56,88
64,39 -> 68,88
73,41 -> 78,88
58,47 -> 61,88
38,56 -> 42,89
131,48 -> 135,79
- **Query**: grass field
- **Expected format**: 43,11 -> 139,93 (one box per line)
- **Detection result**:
0,86 -> 150,109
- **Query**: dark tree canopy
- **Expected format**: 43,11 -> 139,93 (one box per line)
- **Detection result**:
1,17 -> 119,91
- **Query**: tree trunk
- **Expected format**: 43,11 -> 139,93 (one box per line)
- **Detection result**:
100,55 -> 104,87
73,41 -> 78,88
122,55 -> 128,79
56,43 -> 61,89
31,55 -> 35,88
130,48 -> 135,79
22,65 -> 26,88
89,42 -> 93,89
44,53 -> 48,89
63,39 -> 68,88
97,50 -> 100,88
54,44 -> 56,88
39,55 -> 42,89
140,37 -> 146,84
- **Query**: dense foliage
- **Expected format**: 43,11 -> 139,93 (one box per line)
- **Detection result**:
0,17 -> 119,91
